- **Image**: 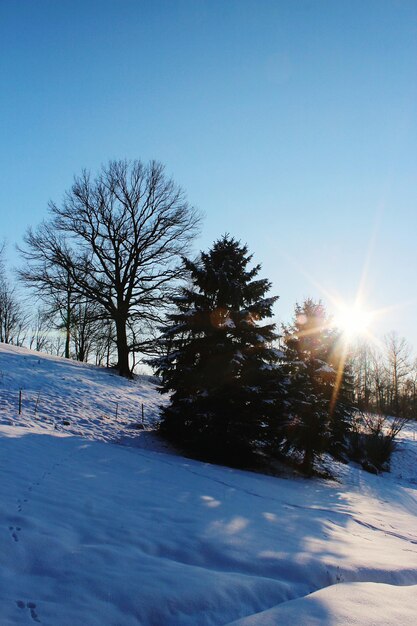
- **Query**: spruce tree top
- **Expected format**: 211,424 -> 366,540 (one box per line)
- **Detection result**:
178,235 -> 277,322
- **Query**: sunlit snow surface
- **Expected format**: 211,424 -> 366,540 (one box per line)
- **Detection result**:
1,343 -> 417,625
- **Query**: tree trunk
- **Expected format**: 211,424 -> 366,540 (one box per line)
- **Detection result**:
106,336 -> 110,368
302,448 -> 313,475
78,343 -> 86,362
65,312 -> 70,359
115,316 -> 131,378
65,272 -> 71,359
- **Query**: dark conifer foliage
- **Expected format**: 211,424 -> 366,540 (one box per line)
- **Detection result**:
281,299 -> 355,473
328,346 -> 355,459
153,236 -> 286,464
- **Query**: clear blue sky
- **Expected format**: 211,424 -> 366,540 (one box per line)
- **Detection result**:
1,0 -> 416,347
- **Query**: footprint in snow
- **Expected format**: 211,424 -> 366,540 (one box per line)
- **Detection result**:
16,601 -> 41,622
9,526 -> 21,542
17,499 -> 22,512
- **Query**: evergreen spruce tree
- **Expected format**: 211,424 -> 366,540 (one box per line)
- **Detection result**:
153,236 -> 286,464
281,299 -> 354,473
328,345 -> 356,459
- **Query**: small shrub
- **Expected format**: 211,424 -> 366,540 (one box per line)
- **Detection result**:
347,412 -> 406,472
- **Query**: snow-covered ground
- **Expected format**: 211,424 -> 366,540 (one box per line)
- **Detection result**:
1,343 -> 417,625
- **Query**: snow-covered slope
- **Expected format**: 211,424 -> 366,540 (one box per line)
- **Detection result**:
0,343 -> 163,442
1,343 -> 417,625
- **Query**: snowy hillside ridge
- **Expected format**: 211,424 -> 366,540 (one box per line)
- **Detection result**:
1,343 -> 417,625
0,342 -> 164,443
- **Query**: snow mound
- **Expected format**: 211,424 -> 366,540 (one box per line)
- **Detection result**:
229,581 -> 417,626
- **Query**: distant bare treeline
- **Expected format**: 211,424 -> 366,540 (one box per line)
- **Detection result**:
351,333 -> 417,420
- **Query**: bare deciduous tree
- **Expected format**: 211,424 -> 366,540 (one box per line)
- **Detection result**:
384,332 -> 411,415
93,319 -> 116,368
28,308 -> 52,353
19,159 -> 201,376
70,301 -> 104,362
0,245 -> 28,346
351,340 -> 374,412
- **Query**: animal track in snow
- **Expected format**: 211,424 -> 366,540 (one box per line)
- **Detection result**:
13,452 -> 76,525
9,526 -> 21,542
16,600 -> 41,622
16,498 -> 28,513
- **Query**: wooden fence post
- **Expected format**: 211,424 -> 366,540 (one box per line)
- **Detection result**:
34,391 -> 40,417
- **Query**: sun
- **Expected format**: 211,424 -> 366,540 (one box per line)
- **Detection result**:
334,304 -> 373,339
